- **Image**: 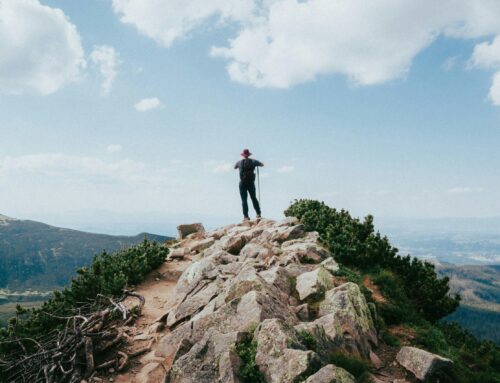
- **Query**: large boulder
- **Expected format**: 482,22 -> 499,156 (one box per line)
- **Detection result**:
167,278 -> 223,327
304,364 -> 356,383
255,319 -> 321,383
174,258 -> 216,298
189,290 -> 298,344
166,329 -> 245,383
396,346 -> 453,381
296,267 -> 334,301
316,282 -> 377,358
177,223 -> 205,239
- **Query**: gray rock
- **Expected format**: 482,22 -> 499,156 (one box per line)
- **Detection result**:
292,303 -> 309,321
190,289 -> 298,345
166,329 -> 245,383
168,247 -> 190,260
396,346 -> 453,381
317,282 -> 378,358
177,223 -> 205,239
282,241 -> 329,263
255,318 -> 321,383
259,266 -> 293,296
296,267 -> 334,301
270,224 -> 305,243
187,237 -> 215,253
305,364 -> 356,383
175,258 -> 216,298
167,278 -> 222,327
320,257 -> 339,273
219,349 -> 243,383
221,234 -> 247,255
240,243 -> 274,261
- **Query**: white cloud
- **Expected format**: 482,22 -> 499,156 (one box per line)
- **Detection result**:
213,163 -> 233,173
107,144 -> 123,153
448,187 -> 485,194
471,36 -> 500,104
0,153 -> 145,182
134,97 -> 163,112
111,0 -> 256,47
0,0 -> 85,95
276,165 -> 294,174
203,160 -> 234,174
90,45 -> 120,94
111,0 -> 500,101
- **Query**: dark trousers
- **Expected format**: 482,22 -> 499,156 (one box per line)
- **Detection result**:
239,182 -> 261,218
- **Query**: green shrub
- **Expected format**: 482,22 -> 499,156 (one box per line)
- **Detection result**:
329,352 -> 372,380
235,335 -> 266,383
285,200 -> 460,322
0,239 -> 168,355
298,330 -> 317,351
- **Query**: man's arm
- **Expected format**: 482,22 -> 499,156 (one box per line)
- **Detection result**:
253,159 -> 264,167
234,160 -> 240,169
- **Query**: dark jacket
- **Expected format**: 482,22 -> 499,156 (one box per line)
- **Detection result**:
234,158 -> 263,184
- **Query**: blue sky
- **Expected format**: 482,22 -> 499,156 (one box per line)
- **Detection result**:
1,0 -> 500,235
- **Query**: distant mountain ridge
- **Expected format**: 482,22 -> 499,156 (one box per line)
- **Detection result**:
0,214 -> 171,295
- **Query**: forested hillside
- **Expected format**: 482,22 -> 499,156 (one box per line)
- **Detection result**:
0,214 -> 169,293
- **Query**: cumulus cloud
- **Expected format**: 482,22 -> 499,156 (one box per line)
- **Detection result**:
471,36 -> 500,104
448,187 -> 485,194
107,144 -> 123,153
134,97 -> 163,112
90,45 -> 120,94
111,0 -> 256,47
111,0 -> 500,100
0,0 -> 85,95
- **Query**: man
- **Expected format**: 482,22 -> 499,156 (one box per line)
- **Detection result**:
234,149 -> 264,221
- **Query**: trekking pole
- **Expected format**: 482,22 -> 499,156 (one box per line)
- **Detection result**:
257,166 -> 261,205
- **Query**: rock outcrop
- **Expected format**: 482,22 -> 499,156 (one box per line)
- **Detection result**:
145,218 -> 382,382
104,217 -> 457,383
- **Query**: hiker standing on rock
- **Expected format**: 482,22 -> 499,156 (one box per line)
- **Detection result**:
234,149 -> 263,221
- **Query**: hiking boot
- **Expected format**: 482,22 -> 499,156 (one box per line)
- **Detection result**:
243,217 -> 250,222
256,214 -> 261,220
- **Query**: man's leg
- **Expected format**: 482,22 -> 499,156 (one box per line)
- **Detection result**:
247,182 -> 261,216
239,183 -> 249,218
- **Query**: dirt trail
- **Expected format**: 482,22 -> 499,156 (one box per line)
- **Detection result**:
109,256 -> 191,383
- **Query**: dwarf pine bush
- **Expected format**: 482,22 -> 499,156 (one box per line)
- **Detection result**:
0,239 -> 168,355
285,199 -> 459,322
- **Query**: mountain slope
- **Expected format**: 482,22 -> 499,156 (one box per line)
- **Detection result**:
0,214 -> 170,293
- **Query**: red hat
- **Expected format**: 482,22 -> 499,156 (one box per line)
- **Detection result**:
241,149 -> 252,157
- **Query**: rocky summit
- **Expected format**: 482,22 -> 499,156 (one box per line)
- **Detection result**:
114,218 -> 453,383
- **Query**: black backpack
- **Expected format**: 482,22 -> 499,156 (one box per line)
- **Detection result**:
240,158 -> 255,183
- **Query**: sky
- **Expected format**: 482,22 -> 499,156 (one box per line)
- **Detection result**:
1,0 -> 500,236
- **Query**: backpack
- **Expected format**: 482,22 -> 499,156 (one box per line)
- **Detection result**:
240,158 -> 255,183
